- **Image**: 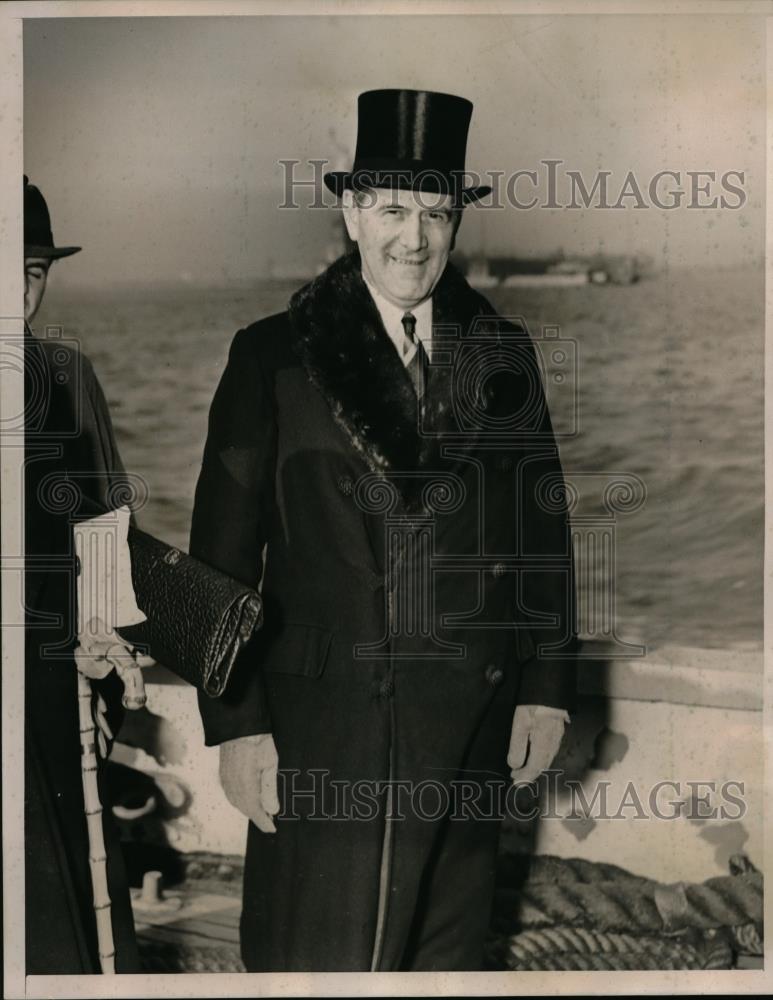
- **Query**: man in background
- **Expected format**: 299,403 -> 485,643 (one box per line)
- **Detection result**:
24,176 -> 145,973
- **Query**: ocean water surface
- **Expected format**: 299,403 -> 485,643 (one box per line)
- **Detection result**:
35,265 -> 763,652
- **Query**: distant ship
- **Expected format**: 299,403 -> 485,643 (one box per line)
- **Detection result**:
461,251 -> 643,288
466,258 -> 500,289
501,271 -> 589,288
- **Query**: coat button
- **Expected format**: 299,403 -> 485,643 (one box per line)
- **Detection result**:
378,678 -> 394,698
74,555 -> 81,576
337,475 -> 353,496
491,562 -> 506,578
485,664 -> 504,686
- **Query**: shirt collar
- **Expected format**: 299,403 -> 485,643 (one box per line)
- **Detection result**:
362,272 -> 433,362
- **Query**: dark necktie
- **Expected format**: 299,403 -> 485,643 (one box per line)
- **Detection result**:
402,312 -> 427,400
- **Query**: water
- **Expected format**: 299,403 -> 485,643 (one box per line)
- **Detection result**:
36,265 -> 763,651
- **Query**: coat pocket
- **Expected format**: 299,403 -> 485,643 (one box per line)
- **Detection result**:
261,622 -> 334,679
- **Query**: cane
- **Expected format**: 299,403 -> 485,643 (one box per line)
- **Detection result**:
76,640 -> 147,974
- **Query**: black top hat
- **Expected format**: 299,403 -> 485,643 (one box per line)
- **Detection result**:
24,176 -> 81,260
324,89 -> 491,206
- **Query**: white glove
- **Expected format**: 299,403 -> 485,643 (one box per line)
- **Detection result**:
74,616 -> 147,710
507,704 -> 569,785
219,734 -> 280,834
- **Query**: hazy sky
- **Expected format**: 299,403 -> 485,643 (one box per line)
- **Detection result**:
24,13 -> 764,287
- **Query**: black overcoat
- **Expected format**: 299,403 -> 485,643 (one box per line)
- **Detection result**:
24,331 -> 139,974
191,252 -> 577,972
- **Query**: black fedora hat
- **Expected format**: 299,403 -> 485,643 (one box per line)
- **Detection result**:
324,89 -> 491,206
24,176 -> 81,260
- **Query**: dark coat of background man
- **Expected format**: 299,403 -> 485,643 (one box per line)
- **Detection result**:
24,177 -> 142,973
191,89 -> 578,972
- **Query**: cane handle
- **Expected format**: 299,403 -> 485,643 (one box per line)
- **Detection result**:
102,643 -> 147,711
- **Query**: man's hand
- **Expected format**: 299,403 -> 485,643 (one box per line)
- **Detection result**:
74,616 -> 147,709
219,734 -> 280,834
507,704 -> 568,785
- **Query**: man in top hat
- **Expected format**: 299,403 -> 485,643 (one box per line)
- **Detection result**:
24,177 -> 144,973
191,89 -> 577,972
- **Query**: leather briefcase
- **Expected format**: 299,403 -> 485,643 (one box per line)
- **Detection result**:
120,527 -> 263,697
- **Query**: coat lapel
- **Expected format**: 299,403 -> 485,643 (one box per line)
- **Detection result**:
288,252 -> 421,479
287,251 -> 499,508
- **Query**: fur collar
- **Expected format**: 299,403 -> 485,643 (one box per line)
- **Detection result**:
287,251 -> 496,505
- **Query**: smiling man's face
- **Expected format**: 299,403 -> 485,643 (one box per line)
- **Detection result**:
343,186 -> 460,310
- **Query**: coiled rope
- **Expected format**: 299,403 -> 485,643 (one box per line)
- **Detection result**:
491,853 -> 762,970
